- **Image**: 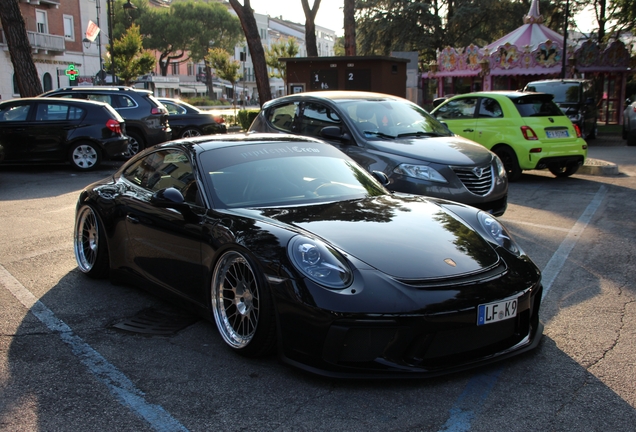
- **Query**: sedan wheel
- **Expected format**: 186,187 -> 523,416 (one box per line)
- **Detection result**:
123,132 -> 144,158
70,142 -> 101,170
74,205 -> 109,278
211,250 -> 275,357
180,128 -> 202,138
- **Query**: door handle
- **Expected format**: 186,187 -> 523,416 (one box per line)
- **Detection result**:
463,128 -> 474,132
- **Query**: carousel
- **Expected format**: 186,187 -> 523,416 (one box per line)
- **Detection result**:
422,0 -> 631,124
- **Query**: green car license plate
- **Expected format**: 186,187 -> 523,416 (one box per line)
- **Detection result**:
477,296 -> 518,325
546,129 -> 569,138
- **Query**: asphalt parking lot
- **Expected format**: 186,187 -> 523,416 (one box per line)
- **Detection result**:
1,131 -> 636,431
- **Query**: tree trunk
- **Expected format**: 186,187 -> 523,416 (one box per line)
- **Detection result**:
301,0 -> 321,57
0,0 -> 43,96
228,0 -> 272,106
344,0 -> 356,56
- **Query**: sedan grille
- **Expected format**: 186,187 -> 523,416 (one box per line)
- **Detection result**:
452,165 -> 493,196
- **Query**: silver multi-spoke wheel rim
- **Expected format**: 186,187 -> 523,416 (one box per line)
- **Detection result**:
74,206 -> 99,273
212,251 -> 259,349
72,145 -> 98,169
123,136 -> 140,158
181,128 -> 202,138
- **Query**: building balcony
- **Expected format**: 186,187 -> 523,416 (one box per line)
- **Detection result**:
27,31 -> 65,54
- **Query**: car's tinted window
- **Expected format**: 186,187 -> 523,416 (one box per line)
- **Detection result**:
477,98 -> 503,118
35,102 -> 85,121
267,102 -> 299,132
339,99 -> 451,138
199,142 -> 386,208
123,149 -> 199,203
299,102 -> 341,136
525,82 -> 581,103
512,97 -> 564,117
162,101 -> 186,115
0,104 -> 30,122
434,98 -> 478,120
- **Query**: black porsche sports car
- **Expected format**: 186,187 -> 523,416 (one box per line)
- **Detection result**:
74,133 -> 543,378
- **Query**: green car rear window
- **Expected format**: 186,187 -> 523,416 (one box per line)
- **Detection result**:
512,96 -> 564,117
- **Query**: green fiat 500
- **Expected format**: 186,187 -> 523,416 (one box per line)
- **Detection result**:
431,91 -> 588,181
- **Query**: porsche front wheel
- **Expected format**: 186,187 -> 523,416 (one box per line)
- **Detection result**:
211,250 -> 276,357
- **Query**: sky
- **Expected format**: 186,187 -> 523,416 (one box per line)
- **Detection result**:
247,1 -> 599,38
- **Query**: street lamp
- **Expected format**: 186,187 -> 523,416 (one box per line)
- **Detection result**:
106,0 -> 137,85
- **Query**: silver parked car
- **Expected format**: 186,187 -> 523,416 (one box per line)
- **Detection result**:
249,91 -> 509,216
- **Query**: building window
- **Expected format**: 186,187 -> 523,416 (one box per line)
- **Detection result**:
43,73 -> 52,91
63,15 -> 74,40
36,10 -> 47,34
171,62 -> 178,75
187,63 -> 194,76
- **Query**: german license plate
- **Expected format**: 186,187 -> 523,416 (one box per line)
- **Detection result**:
477,297 -> 518,325
546,129 -> 569,138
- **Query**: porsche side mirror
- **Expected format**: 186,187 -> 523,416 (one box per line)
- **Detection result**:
372,170 -> 390,186
151,187 -> 185,207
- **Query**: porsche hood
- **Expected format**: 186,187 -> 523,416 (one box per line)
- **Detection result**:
253,195 -> 501,280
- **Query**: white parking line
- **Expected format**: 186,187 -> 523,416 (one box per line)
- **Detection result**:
0,264 -> 190,432
438,184 -> 608,431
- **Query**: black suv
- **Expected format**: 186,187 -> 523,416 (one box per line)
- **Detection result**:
523,79 -> 598,140
41,86 -> 171,156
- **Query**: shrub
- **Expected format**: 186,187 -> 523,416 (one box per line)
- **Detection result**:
237,109 -> 261,130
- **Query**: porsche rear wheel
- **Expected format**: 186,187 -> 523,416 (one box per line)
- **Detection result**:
74,205 -> 110,278
211,250 -> 276,357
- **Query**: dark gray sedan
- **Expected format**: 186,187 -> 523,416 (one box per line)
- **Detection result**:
249,91 -> 508,216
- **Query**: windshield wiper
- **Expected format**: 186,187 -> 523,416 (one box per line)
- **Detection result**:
363,130 -> 396,139
397,131 -> 445,138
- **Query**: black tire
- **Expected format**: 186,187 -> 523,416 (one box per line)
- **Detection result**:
628,130 -> 636,147
588,121 -> 597,140
210,250 -> 276,357
123,131 -> 145,158
69,142 -> 101,171
179,127 -> 202,138
549,164 -> 580,178
494,146 -> 522,182
74,205 -> 110,279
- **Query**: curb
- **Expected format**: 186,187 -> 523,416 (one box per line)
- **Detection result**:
578,158 -> 619,176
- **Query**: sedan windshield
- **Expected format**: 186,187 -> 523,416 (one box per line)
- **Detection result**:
199,142 -> 387,208
336,99 -> 452,139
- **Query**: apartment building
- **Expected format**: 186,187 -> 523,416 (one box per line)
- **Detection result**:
0,0 -> 336,101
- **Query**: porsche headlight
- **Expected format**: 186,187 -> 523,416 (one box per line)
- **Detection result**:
393,164 -> 448,183
288,236 -> 353,289
478,212 -> 521,256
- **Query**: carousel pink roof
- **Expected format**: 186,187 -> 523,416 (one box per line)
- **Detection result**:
430,0 -> 629,77
485,0 -> 563,51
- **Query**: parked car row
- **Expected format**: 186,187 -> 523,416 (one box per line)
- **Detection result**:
0,87 -> 228,170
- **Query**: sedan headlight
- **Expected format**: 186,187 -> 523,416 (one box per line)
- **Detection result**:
478,212 -> 521,256
393,164 -> 448,183
494,155 -> 506,178
288,236 -> 353,289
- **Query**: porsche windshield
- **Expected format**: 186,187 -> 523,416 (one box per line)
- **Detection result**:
336,99 -> 452,139
200,142 -> 387,208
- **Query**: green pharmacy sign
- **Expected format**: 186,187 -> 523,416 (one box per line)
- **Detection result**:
65,65 -> 79,80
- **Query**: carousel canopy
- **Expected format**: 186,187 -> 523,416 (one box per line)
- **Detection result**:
430,0 -> 629,78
